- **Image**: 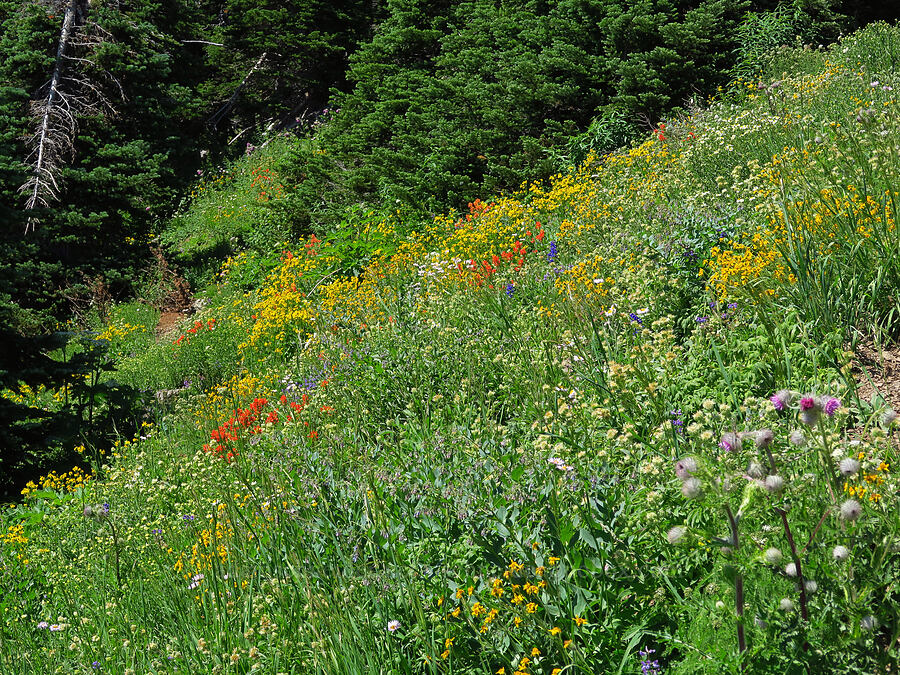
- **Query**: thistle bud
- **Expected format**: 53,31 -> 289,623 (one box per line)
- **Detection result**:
839,458 -> 860,476
681,477 -> 703,499
764,547 -> 783,565
779,598 -> 795,612
840,499 -> 862,521
754,429 -> 774,449
747,461 -> 766,479
719,432 -> 742,452
832,545 -> 850,561
667,526 -> 686,544
764,474 -> 784,494
881,409 -> 897,428
675,457 -> 698,480
804,580 -> 818,594
789,430 -> 806,447
83,505 -> 94,518
785,562 -> 797,577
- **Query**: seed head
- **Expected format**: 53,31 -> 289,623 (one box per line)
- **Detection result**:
779,598 -> 795,612
881,409 -> 897,428
832,545 -> 850,562
839,458 -> 860,476
764,547 -> 783,565
675,457 -> 698,480
83,505 -> 94,518
681,477 -> 703,499
804,580 -> 818,594
789,430 -> 806,447
667,526 -> 687,544
764,474 -> 784,494
747,461 -> 766,479
754,429 -> 774,449
785,562 -> 797,577
840,499 -> 862,521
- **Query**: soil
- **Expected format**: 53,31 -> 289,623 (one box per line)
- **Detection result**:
850,340 -> 900,409
155,310 -> 187,337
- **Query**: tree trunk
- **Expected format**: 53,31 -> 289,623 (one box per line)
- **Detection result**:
21,0 -> 79,232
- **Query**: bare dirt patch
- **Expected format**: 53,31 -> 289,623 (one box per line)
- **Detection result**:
850,340 -> 900,409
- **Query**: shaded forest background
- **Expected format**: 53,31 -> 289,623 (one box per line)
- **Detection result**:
0,0 -> 898,497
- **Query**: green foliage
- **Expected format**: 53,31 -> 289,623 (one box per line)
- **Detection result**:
0,330 -> 144,501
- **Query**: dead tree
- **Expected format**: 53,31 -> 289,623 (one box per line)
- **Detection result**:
19,0 -> 119,233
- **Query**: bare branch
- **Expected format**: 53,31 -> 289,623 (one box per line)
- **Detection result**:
182,39 -> 225,47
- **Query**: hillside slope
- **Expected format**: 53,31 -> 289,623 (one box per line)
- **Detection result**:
4,23 -> 900,675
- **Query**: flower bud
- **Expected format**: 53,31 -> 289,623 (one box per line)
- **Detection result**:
747,461 -> 766,479
832,545 -> 850,561
715,601 -> 726,611
764,475 -> 784,494
839,458 -> 860,476
681,477 -> 703,499
785,562 -> 797,577
779,598 -> 795,612
764,547 -> 783,565
719,432 -> 742,452
667,526 -> 686,544
840,499 -> 862,521
675,457 -> 698,480
770,391 -> 789,411
754,429 -> 774,449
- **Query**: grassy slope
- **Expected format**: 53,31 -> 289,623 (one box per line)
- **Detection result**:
4,23 -> 900,675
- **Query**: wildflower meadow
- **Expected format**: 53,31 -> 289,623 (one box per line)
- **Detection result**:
4,22 -> 900,675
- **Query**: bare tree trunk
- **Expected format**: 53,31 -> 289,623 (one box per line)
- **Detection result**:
21,0 -> 79,232
208,51 -> 268,129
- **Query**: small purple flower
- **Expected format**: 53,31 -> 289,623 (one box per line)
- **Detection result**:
182,514 -> 195,522
824,397 -> 840,417
628,312 -> 644,326
505,283 -> 515,298
37,621 -> 49,629
695,316 -> 708,324
639,647 -> 662,674
547,240 -> 557,263
770,394 -> 786,411
92,662 -> 101,670
799,397 -> 816,411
